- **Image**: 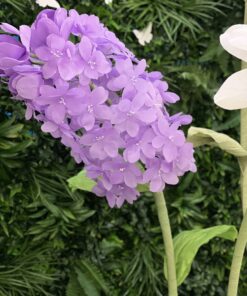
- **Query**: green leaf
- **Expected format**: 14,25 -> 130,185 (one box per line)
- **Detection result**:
78,259 -> 110,294
70,259 -> 111,296
137,183 -> 149,192
75,268 -> 100,296
66,271 -> 85,296
166,225 -> 238,286
68,170 -> 149,193
67,170 -> 96,192
187,127 -> 247,157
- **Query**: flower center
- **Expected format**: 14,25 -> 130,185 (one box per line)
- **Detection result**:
131,76 -> 137,85
50,48 -> 63,58
119,167 -> 125,172
154,102 -> 162,108
87,105 -> 94,113
88,60 -> 96,69
59,97 -> 66,105
169,135 -> 174,141
96,136 -> 104,141
127,111 -> 135,117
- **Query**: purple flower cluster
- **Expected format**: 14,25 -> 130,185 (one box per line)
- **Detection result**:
0,8 -> 196,207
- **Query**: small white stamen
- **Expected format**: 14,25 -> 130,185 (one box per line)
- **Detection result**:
127,111 -> 135,117
131,76 -> 137,85
119,167 -> 125,172
50,48 -> 63,58
96,136 -> 104,141
88,60 -> 96,69
87,105 -> 94,113
59,97 -> 66,105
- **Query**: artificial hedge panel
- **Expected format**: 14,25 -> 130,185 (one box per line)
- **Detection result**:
0,0 -> 246,295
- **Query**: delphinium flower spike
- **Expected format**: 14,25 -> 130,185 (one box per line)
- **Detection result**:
0,8 -> 196,208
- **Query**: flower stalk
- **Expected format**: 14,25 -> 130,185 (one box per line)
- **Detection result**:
227,209 -> 247,296
154,191 -> 178,296
240,0 -> 247,214
227,2 -> 247,295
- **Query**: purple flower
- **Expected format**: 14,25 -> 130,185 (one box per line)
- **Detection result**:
35,34 -> 83,80
1,8 -> 196,208
144,158 -> 179,192
36,82 -> 86,124
70,11 -> 104,38
152,117 -> 185,162
30,8 -> 74,50
41,118 -> 76,145
123,128 -> 156,163
107,58 -> 148,93
111,93 -> 157,137
78,36 -> 111,79
152,79 -> 180,105
94,181 -> 140,208
0,23 -> 31,52
175,143 -> 197,174
80,123 -> 125,160
73,86 -> 111,131
10,72 -> 43,100
0,35 -> 28,75
101,156 -> 142,188
169,113 -> 192,126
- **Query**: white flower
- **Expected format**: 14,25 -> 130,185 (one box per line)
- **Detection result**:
133,22 -> 153,46
105,0 -> 113,4
214,25 -> 247,110
35,0 -> 60,8
220,25 -> 247,62
214,69 -> 247,110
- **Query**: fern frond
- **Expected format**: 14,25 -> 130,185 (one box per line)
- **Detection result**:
66,271 -> 86,296
78,259 -> 110,294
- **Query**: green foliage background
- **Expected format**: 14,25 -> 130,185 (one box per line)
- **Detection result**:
0,0 -> 246,295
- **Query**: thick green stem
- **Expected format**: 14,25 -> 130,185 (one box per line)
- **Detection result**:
154,192 -> 178,296
240,0 -> 247,215
227,210 -> 247,296
227,2 -> 247,295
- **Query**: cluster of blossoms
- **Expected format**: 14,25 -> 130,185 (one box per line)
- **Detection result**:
0,8 -> 196,207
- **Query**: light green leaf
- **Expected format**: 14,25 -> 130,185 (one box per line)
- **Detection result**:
165,225 -> 237,286
67,170 -> 96,192
137,183 -> 149,192
188,127 -> 247,157
68,170 -> 149,193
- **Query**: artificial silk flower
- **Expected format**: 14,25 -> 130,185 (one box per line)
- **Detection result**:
214,69 -> 247,110
214,24 -> 247,110
36,0 -> 60,9
0,8 -> 196,207
133,22 -> 153,46
220,25 -> 247,62
105,0 -> 113,4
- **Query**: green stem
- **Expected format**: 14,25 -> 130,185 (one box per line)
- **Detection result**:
227,2 -> 247,295
240,0 -> 247,215
227,210 -> 247,296
154,192 -> 178,296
